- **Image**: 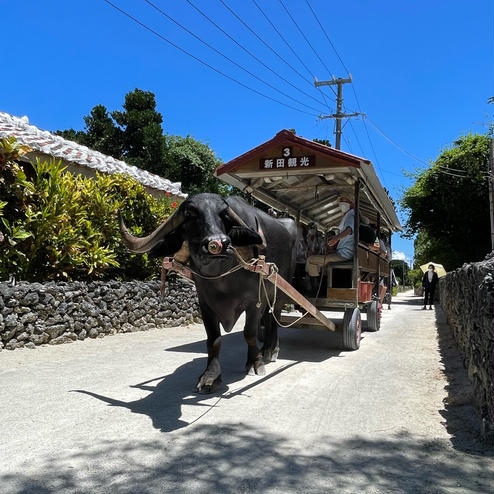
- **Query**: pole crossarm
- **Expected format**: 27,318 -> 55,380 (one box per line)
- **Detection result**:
314,74 -> 362,149
318,112 -> 362,120
314,76 -> 353,87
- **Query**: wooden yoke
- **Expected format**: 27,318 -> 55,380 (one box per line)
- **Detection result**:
161,255 -> 335,331
161,257 -> 193,295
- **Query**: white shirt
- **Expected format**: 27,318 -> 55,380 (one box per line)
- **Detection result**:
336,209 -> 354,259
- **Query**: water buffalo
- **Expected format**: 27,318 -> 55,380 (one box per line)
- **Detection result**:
119,193 -> 296,393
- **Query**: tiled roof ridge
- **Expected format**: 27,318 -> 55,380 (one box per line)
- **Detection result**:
0,111 -> 186,198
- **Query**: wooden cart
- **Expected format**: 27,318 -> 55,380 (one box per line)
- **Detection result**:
213,130 -> 402,350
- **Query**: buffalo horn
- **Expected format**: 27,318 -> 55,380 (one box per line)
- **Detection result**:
118,209 -> 184,254
226,207 -> 249,228
255,217 -> 267,249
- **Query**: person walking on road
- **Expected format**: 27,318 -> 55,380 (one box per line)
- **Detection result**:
422,264 -> 439,310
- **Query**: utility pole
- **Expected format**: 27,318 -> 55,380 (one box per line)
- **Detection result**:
315,74 -> 364,150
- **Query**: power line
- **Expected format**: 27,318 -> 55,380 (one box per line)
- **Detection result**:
365,118 -> 429,166
362,122 -> 388,188
304,0 -> 350,76
277,0 -> 337,92
102,0 -> 320,117
437,165 -> 468,174
364,120 -> 487,179
347,120 -> 366,157
217,0 -> 334,109
301,0 -> 389,183
184,0 -> 328,109
299,0 -> 388,184
433,168 -> 489,180
250,0 -> 334,111
142,0 -> 323,114
435,169 -> 471,178
342,134 -> 353,154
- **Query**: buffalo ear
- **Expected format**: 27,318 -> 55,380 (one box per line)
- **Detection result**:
148,232 -> 184,258
229,226 -> 263,246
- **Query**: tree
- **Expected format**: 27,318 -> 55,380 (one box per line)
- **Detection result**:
401,134 -> 490,270
390,259 -> 410,286
112,89 -> 166,175
57,105 -> 124,157
83,105 -> 124,158
165,135 -> 229,196
313,138 -> 332,147
57,90 -> 165,175
56,89 -> 229,194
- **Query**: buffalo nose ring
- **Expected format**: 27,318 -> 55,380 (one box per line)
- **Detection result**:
208,240 -> 223,255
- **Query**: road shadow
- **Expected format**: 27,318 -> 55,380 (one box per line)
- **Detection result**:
73,328 -> 345,434
389,294 -> 425,309
72,331 -> 302,433
278,324 -> 346,359
168,324 -> 344,363
434,306 -> 493,456
2,425 -> 492,494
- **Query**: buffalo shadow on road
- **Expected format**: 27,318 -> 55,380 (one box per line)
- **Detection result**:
73,329 -> 344,434
2,424 -> 492,494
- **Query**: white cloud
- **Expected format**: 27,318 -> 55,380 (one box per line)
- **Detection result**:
392,251 -> 414,267
392,250 -> 407,261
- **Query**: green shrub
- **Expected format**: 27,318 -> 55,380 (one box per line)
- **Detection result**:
0,137 -> 177,281
407,268 -> 424,288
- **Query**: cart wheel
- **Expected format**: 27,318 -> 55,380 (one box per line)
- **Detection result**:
342,308 -> 361,350
366,300 -> 381,332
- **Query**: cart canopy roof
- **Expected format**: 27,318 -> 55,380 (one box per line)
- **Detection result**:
215,130 -> 402,233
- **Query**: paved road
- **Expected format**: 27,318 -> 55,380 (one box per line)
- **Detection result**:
1,292 -> 492,494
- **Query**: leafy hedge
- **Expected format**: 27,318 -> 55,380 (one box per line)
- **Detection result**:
0,137 -> 178,282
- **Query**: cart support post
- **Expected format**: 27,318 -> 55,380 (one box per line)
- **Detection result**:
376,211 -> 381,292
352,179 -> 360,292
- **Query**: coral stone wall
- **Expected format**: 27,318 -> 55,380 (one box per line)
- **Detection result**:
0,278 -> 200,351
439,255 -> 494,437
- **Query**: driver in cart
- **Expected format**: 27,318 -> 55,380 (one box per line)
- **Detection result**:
305,196 -> 355,294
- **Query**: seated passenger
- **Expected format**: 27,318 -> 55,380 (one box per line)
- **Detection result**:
368,231 -> 387,256
369,231 -> 391,258
306,196 -> 355,290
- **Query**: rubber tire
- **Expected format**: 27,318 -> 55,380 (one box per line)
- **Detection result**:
342,307 -> 361,350
366,300 -> 381,332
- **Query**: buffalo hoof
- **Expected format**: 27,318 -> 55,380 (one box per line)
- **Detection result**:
246,359 -> 266,376
262,347 -> 279,363
196,374 -> 222,394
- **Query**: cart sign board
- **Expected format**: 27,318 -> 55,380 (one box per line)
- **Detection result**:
260,147 -> 315,170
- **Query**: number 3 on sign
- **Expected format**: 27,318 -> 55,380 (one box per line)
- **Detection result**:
283,147 -> 291,157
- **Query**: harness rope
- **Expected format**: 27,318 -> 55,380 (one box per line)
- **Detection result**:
165,246 -> 310,328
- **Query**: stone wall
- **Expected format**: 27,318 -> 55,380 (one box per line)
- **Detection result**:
0,278 -> 201,351
439,255 -> 494,437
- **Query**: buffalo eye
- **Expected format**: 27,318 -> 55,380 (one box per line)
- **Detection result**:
184,208 -> 197,219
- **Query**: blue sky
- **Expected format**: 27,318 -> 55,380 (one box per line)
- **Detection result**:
2,0 -> 492,265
